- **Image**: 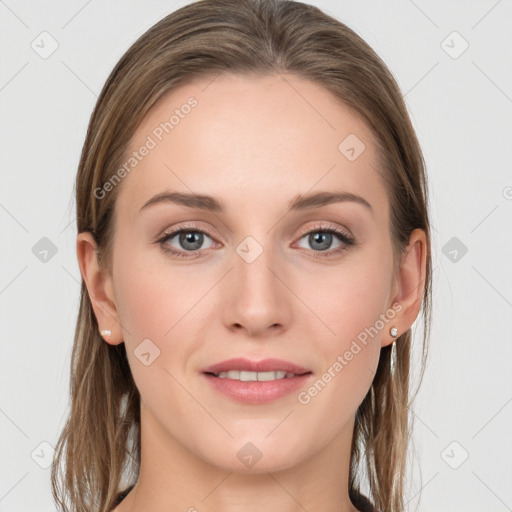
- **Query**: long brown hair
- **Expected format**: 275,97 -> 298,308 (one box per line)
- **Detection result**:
51,1 -> 432,511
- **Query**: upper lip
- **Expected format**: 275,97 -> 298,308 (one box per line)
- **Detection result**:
201,358 -> 312,375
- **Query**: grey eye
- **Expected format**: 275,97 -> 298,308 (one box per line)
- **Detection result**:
164,230 -> 215,252
297,230 -> 343,252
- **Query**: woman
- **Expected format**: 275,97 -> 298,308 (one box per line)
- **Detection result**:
51,1 -> 432,511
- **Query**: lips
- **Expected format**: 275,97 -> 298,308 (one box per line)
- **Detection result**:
201,357 -> 312,377
200,358 -> 313,404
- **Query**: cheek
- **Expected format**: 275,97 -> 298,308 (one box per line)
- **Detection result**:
112,255 -> 195,413
295,253 -> 392,346
292,252 -> 392,407
112,248 -> 207,382
112,238 -> 188,343
114,268 -> 170,342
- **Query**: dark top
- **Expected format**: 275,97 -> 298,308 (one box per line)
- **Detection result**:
111,485 -> 135,510
350,489 -> 380,512
112,485 -> 379,512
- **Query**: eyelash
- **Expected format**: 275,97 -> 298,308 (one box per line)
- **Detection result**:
156,223 -> 355,259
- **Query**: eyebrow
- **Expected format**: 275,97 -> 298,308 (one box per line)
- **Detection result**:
140,190 -> 373,215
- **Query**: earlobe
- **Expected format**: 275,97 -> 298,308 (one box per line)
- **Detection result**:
76,232 -> 123,345
382,228 -> 427,347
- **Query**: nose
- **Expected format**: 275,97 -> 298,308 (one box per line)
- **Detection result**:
222,240 -> 291,337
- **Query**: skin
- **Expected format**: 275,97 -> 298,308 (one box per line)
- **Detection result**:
77,73 -> 427,512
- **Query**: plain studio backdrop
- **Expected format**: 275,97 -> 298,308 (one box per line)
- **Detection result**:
1,1 -> 511,511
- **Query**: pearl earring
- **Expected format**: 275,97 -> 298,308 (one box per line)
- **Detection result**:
390,326 -> 398,338
100,329 -> 112,340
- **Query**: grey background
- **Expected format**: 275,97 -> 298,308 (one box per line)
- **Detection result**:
1,1 -> 511,511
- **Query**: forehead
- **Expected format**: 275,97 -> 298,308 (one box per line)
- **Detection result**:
116,72 -> 387,220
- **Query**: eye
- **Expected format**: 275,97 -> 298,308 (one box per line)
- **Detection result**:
295,224 -> 355,257
157,225 -> 217,258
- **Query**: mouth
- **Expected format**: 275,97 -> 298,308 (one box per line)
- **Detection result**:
200,358 -> 313,404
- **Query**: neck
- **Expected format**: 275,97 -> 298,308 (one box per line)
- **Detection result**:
119,404 -> 360,512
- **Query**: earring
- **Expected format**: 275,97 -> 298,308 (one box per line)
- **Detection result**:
390,326 -> 398,338
390,336 -> 397,374
100,329 -> 112,340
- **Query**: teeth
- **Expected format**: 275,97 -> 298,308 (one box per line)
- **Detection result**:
215,370 -> 297,381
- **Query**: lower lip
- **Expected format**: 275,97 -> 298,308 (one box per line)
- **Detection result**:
202,373 -> 312,404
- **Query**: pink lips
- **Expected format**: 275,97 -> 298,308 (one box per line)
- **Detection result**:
201,357 -> 313,404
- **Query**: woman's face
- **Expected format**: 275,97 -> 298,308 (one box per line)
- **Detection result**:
106,73 -> 400,473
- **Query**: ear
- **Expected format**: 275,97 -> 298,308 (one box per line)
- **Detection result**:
382,228 -> 428,348
76,232 -> 123,345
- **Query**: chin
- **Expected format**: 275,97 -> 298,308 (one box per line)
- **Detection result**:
196,435 -> 310,475
211,452 -> 304,475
